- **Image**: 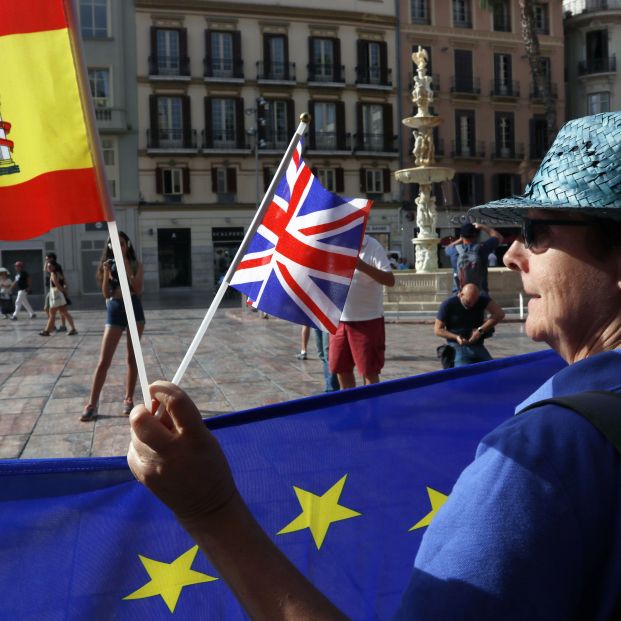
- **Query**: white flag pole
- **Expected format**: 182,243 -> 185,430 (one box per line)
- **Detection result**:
170,114 -> 310,386
106,220 -> 151,410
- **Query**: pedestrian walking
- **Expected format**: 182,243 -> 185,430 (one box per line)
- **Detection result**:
10,261 -> 36,320
39,261 -> 77,336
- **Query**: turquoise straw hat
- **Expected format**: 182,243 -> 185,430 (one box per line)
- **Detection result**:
470,112 -> 621,223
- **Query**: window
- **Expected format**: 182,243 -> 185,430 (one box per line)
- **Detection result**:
493,54 -> 513,95
362,104 -> 384,151
88,68 -> 110,109
157,96 -> 184,147
212,98 -> 237,148
495,112 -> 515,157
494,174 -> 521,200
265,100 -> 291,149
588,92 -> 610,114
163,169 -> 183,195
453,173 -> 484,207
264,34 -> 288,80
411,0 -> 430,24
493,0 -> 511,32
80,0 -> 108,38
453,50 -> 474,93
358,40 -> 388,86
455,110 -> 475,156
534,3 -> 549,35
314,102 -> 337,149
211,31 -> 234,77
530,116 -> 548,159
453,0 -> 472,28
310,38 -> 337,82
366,169 -> 384,193
315,168 -> 345,193
212,166 -> 237,198
156,29 -> 180,76
101,138 -> 118,199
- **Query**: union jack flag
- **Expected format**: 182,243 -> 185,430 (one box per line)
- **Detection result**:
229,140 -> 371,333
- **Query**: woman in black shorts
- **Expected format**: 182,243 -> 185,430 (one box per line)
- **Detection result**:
81,232 -> 145,422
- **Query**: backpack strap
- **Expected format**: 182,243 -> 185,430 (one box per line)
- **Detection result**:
518,391 -> 621,454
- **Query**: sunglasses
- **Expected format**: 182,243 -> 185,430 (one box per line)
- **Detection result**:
520,218 -> 593,250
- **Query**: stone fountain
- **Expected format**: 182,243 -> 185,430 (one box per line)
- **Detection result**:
394,47 -> 454,272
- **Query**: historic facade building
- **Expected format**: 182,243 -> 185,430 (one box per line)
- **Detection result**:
135,0 -> 401,294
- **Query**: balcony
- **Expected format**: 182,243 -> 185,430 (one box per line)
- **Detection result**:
148,55 -> 191,80
201,129 -> 250,152
257,61 -> 296,83
147,129 -> 197,152
203,57 -> 244,81
490,79 -> 520,98
529,82 -> 558,101
492,142 -> 525,160
355,66 -> 392,89
578,56 -> 617,75
94,106 -> 127,133
306,131 -> 352,153
564,0 -> 621,15
354,132 -> 398,154
450,140 -> 486,159
258,133 -> 290,152
307,63 -> 345,85
450,76 -> 481,97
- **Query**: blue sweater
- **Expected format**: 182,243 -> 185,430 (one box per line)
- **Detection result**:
395,350 -> 621,620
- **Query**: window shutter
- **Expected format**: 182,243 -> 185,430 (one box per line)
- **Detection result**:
286,99 -> 295,135
182,96 -> 191,148
512,174 -> 521,195
235,98 -> 245,148
308,100 -> 316,149
155,167 -> 163,194
336,167 -> 344,193
336,101 -> 346,150
383,168 -> 391,194
474,173 -> 485,205
227,167 -> 237,193
232,31 -> 242,77
357,40 -> 367,83
360,167 -> 367,192
211,166 -> 218,193
308,37 -> 315,78
263,166 -> 272,191
263,34 -> 271,70
149,95 -> 159,148
204,98 -> 213,148
383,104 -> 393,151
179,29 -> 188,72
205,31 -> 212,77
356,102 -> 363,149
379,41 -> 388,84
311,166 -> 318,176
182,167 -> 190,194
332,38 -> 341,81
150,27 -> 158,75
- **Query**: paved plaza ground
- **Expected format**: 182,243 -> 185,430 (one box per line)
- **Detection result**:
0,297 -> 547,460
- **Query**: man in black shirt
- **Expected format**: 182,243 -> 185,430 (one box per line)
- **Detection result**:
10,261 -> 36,320
434,283 -> 505,367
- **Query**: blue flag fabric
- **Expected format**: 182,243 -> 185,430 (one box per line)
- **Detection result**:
0,350 -> 565,620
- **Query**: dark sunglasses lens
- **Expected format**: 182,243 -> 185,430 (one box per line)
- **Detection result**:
521,220 -> 533,249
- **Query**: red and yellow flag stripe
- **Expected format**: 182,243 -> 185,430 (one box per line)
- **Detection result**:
0,0 -> 112,241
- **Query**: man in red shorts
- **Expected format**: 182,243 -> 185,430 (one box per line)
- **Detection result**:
329,235 -> 395,388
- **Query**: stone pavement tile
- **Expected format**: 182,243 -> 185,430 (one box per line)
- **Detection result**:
20,432 -> 93,459
0,435 -> 28,459
32,411 -> 86,435
0,411 -> 40,435
90,425 -> 130,458
0,381 -> 56,399
0,396 -> 47,414
43,396 -> 84,415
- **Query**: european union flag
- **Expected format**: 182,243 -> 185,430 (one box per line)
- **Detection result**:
0,350 -> 565,619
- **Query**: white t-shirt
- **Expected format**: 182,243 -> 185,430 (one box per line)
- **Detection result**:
341,235 -> 392,321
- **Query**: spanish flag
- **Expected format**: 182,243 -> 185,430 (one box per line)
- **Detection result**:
0,1 -> 113,241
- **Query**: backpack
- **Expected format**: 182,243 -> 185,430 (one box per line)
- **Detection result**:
518,390 -> 621,454
455,243 -> 484,290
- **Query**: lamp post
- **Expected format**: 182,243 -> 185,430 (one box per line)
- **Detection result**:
245,96 -> 269,206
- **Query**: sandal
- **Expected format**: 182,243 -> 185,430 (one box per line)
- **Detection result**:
80,404 -> 97,422
39,330 -> 50,336
122,399 -> 134,416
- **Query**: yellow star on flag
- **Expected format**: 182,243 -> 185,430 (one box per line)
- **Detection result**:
409,487 -> 449,531
124,545 -> 218,612
277,474 -> 362,549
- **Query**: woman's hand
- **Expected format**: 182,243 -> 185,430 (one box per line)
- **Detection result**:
128,381 -> 238,529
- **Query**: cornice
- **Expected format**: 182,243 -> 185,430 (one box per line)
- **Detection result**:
135,0 -> 396,27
